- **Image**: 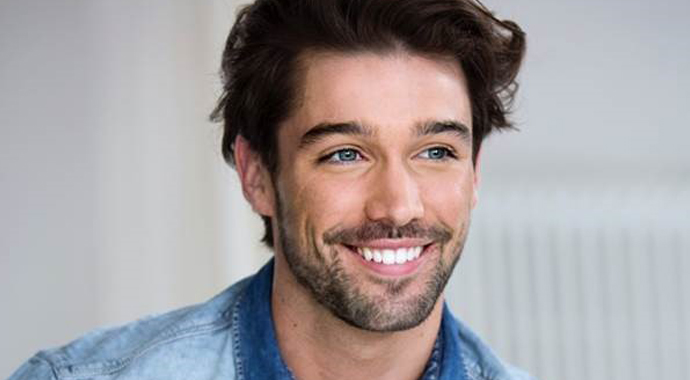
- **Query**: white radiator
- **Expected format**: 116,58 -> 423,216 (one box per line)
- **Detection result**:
447,182 -> 690,380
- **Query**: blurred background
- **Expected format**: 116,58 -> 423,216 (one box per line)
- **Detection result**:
1,0 -> 688,378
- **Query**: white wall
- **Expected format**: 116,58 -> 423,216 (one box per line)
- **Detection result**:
480,0 -> 690,184
1,0 -> 270,375
1,0 -> 688,378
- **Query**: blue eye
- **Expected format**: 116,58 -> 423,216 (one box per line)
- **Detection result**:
323,148 -> 362,163
419,147 -> 455,160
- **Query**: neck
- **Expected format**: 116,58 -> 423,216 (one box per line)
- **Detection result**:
271,256 -> 444,380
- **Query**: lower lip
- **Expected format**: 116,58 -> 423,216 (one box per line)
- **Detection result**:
347,246 -> 431,277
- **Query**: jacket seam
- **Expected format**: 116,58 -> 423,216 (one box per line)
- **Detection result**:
30,354 -> 60,380
231,289 -> 246,380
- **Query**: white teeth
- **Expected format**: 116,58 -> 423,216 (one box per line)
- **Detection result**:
383,250 -> 395,264
395,249 -> 407,264
356,246 -> 424,265
363,248 -> 373,261
373,250 -> 383,263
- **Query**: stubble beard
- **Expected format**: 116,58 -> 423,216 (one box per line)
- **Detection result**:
276,197 -> 469,332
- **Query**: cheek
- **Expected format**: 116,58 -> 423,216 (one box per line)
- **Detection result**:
289,174 -> 368,233
420,172 -> 475,225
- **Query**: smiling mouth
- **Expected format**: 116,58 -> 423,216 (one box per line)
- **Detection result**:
344,244 -> 431,265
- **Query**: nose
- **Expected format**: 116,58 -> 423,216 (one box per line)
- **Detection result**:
364,160 -> 424,226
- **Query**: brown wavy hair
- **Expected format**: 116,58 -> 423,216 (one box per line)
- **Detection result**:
210,0 -> 526,247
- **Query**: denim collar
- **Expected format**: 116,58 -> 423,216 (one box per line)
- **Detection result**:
232,259 -> 467,380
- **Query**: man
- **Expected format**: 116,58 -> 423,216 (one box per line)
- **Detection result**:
9,0 -> 531,379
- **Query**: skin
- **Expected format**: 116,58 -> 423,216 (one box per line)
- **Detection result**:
235,51 -> 479,380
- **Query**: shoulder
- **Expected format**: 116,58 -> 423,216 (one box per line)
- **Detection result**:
8,278 -> 251,380
452,317 -> 538,380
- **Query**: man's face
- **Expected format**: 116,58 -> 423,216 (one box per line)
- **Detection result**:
271,51 -> 477,332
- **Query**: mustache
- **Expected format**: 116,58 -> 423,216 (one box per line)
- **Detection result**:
323,220 -> 452,246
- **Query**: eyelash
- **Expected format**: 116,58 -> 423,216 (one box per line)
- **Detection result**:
418,146 -> 458,161
319,148 -> 363,164
318,146 -> 458,165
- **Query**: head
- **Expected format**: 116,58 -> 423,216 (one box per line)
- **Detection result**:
211,0 -> 525,331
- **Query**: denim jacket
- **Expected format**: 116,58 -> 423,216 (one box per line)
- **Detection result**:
9,260 -> 535,380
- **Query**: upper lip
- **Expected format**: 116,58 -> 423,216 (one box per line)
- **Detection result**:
345,238 -> 432,250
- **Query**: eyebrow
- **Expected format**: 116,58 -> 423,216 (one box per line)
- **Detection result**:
415,120 -> 472,143
299,122 -> 374,148
298,119 -> 471,149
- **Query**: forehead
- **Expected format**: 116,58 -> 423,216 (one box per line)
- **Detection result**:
282,51 -> 472,141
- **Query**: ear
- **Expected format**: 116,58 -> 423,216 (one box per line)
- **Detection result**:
234,135 -> 276,217
472,148 -> 482,209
